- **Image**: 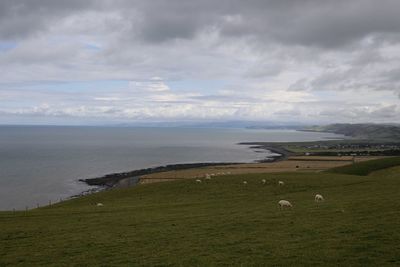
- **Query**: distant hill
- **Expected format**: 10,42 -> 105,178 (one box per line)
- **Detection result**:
304,123 -> 400,141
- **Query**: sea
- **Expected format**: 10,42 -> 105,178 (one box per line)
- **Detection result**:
0,126 -> 345,210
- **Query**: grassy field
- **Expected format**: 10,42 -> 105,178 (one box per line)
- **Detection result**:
1,158 -> 400,266
328,156 -> 400,176
139,156 -> 376,184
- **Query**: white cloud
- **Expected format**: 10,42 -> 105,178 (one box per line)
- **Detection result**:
1,1 -> 400,124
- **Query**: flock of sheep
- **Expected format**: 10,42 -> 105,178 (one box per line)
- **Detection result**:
96,172 -> 325,208
195,173 -> 325,210
195,171 -> 231,183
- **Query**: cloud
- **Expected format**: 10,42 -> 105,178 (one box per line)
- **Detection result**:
129,77 -> 170,93
0,0 -> 98,40
1,0 -> 400,124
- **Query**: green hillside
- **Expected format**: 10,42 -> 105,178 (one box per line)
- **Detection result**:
1,160 -> 400,266
305,123 -> 400,141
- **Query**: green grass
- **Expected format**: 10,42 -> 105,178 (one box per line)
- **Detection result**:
1,165 -> 400,266
328,156 -> 400,176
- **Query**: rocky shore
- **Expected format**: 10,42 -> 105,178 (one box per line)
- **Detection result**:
238,142 -> 293,161
79,162 -> 239,188
79,144 -> 284,189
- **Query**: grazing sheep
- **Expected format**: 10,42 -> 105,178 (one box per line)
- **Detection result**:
227,172 -> 231,174
315,194 -> 324,202
196,179 -> 202,183
96,203 -> 104,207
278,181 -> 285,186
205,174 -> 211,180
278,200 -> 292,209
261,179 -> 266,184
243,181 -> 248,185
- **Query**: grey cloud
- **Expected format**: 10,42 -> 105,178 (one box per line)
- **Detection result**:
370,105 -> 398,118
3,0 -> 400,48
0,0 -> 98,40
138,12 -> 202,43
1,0 -> 400,123
132,0 -> 400,47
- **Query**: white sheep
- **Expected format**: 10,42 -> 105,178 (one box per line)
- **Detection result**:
278,181 -> 285,186
278,200 -> 292,209
261,179 -> 266,184
96,203 -> 104,207
243,181 -> 248,185
196,179 -> 202,183
315,194 -> 324,202
210,173 -> 215,176
205,174 -> 211,180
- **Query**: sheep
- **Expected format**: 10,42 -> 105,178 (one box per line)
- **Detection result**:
205,174 -> 211,180
315,194 -> 324,202
243,181 -> 248,185
96,203 -> 104,207
196,179 -> 202,183
261,179 -> 266,184
278,181 -> 285,186
278,200 -> 292,209
210,173 -> 216,177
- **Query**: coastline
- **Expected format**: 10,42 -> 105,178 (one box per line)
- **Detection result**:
78,162 -> 240,188
238,142 -> 294,161
77,144 -> 286,192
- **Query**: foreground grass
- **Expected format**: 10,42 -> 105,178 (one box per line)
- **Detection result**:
1,165 -> 400,266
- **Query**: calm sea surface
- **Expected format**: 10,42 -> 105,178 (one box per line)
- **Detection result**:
0,126 -> 344,210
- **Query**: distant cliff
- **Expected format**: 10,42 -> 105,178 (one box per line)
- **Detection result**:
303,123 -> 400,141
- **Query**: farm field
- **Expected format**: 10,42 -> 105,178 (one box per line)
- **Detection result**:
139,156 -> 379,184
1,157 -> 400,266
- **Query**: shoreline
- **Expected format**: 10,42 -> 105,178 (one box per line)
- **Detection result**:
238,142 -> 294,161
77,144 -> 286,191
78,162 -> 240,188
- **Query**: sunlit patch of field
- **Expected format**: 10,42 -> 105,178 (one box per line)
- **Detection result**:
139,156 -> 381,184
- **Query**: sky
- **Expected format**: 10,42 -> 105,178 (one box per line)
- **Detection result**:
1,0 -> 400,125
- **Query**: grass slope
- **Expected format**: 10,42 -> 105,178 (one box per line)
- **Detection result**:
1,165 -> 400,266
328,156 -> 400,176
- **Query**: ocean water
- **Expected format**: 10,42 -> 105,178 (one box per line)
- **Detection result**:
0,126 -> 344,210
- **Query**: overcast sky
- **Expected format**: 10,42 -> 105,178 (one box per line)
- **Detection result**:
1,0 -> 400,125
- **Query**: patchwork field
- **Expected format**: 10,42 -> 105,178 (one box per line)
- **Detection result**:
139,156 -> 379,184
1,157 -> 400,266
